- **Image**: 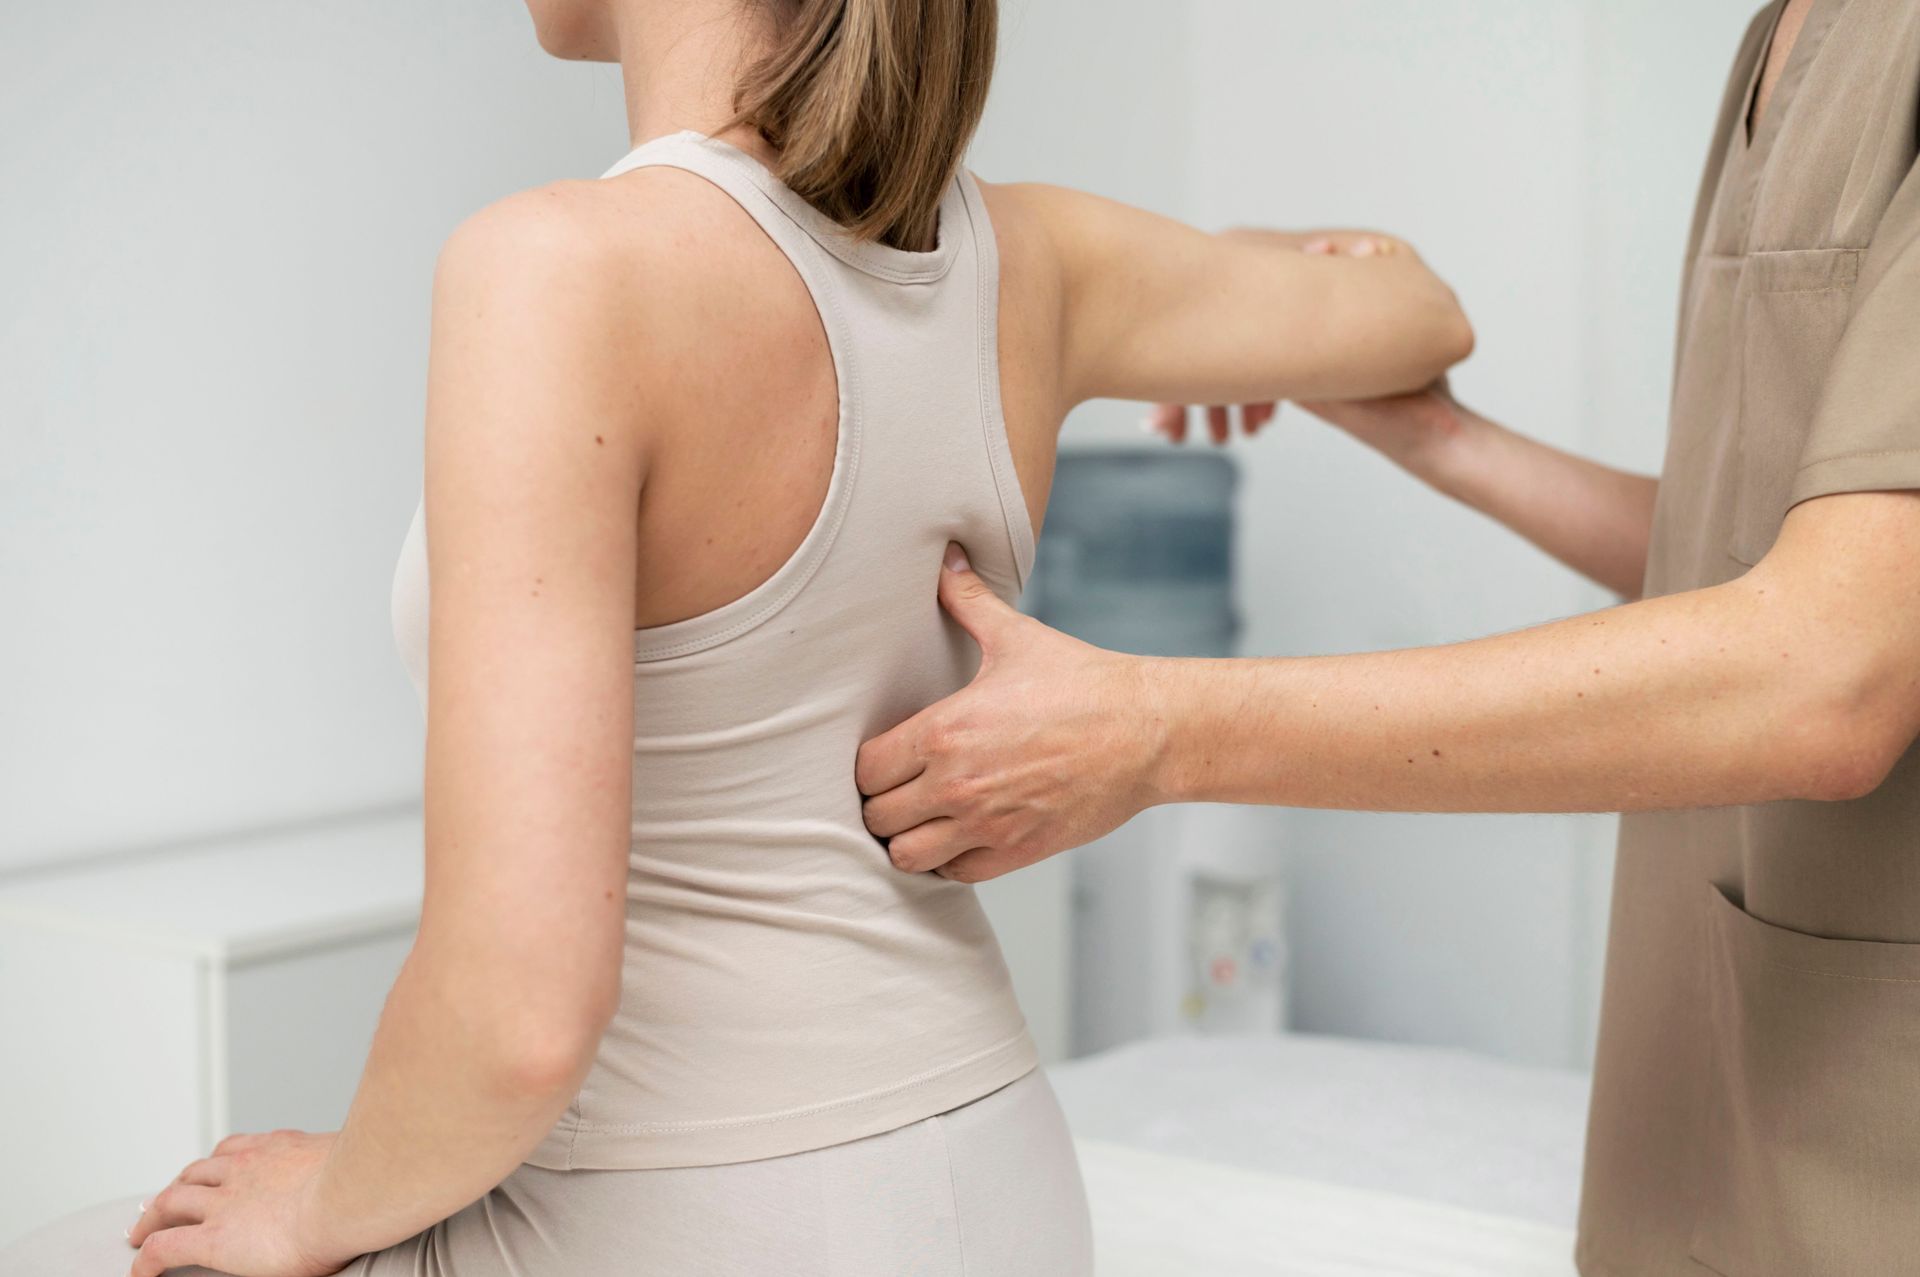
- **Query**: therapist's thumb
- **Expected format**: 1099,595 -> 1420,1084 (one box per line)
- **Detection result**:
938,543 -> 1022,657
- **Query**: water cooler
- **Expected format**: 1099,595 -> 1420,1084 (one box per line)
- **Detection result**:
1024,448 -> 1288,1057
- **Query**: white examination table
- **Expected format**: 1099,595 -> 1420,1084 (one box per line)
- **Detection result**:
1051,1033 -> 1589,1275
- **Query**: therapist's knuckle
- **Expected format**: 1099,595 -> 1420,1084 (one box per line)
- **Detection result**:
918,717 -> 957,757
888,838 -> 928,873
939,772 -> 983,808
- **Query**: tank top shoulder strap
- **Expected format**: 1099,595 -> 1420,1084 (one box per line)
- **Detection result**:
601,131 -> 868,663
951,165 -> 1036,588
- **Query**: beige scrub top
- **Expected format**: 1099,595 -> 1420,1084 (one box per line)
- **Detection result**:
1577,2 -> 1920,1275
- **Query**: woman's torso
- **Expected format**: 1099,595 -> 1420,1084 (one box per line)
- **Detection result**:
390,129 -> 1060,1168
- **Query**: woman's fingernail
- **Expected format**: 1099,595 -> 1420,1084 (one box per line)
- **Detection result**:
944,543 -> 971,572
1304,238 -> 1331,254
1139,414 -> 1160,434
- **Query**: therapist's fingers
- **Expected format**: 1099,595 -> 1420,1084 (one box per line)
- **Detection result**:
1146,402 -> 1187,443
1206,404 -> 1231,445
861,774 -> 941,840
932,844 -> 1025,885
1305,233 -> 1394,258
1152,403 -> 1277,446
855,720 -> 924,798
883,818 -> 979,874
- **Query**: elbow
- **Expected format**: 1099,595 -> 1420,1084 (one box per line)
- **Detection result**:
1431,288 -> 1476,370
1775,681 -> 1910,804
496,1027 -> 602,1098
492,994 -> 617,1097
1796,730 -> 1903,804
480,963 -> 621,1098
1444,303 -> 1477,367
1384,285 -> 1474,394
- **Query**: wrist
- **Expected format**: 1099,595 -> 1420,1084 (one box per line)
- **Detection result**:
1404,396 -> 1492,495
292,1163 -> 359,1272
1130,656 -> 1194,806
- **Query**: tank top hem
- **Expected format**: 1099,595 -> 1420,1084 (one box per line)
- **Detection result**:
523,1030 -> 1038,1170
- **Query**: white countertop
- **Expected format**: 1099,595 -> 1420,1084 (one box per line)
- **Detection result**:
0,812 -> 425,964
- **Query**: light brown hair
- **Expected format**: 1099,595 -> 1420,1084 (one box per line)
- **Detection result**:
733,0 -> 997,252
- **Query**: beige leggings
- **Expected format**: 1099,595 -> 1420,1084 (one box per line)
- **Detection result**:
3,1067 -> 1092,1277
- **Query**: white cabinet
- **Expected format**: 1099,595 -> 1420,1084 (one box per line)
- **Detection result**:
0,814 -> 423,1246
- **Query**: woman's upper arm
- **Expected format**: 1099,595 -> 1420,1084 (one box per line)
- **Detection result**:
413,188 -> 649,1045
1016,183 -> 1472,407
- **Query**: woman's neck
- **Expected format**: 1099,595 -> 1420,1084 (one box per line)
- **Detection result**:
612,0 -> 780,167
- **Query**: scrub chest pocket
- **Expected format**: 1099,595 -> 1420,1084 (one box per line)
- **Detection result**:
1688,884 -> 1920,1276
1729,248 -> 1861,566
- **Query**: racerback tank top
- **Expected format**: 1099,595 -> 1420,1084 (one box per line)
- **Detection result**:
388,130 -> 1039,1169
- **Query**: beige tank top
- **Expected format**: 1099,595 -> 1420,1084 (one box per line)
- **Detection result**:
388,130 -> 1038,1169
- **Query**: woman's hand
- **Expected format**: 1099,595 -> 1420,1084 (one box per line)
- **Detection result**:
125,1128 -> 355,1277
1146,233 -> 1431,445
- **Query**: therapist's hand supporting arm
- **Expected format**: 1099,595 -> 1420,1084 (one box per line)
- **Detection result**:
859,490 -> 1920,883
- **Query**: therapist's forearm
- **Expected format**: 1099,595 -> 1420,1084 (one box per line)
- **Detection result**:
1148,573 -> 1873,814
301,940 -> 601,1258
1423,406 -> 1659,599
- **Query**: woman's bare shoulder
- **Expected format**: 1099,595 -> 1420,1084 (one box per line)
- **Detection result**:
426,169 -> 795,430
434,170 -> 744,314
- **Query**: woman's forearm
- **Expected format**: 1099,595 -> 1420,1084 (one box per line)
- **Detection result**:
1150,568 -> 1876,815
299,941 -> 601,1258
1425,406 -> 1658,598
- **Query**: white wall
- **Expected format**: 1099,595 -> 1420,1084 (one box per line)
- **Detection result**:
0,0 -> 1189,853
1,1 -> 627,870
4,0 -> 1765,1073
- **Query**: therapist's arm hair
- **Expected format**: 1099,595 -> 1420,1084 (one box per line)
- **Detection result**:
1151,488 -> 1920,813
987,182 -> 1476,409
1300,386 -> 1662,599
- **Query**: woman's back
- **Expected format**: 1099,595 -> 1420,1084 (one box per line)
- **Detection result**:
391,128 -> 1048,1168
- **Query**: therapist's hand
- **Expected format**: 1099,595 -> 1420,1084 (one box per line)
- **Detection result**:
857,545 -> 1168,883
